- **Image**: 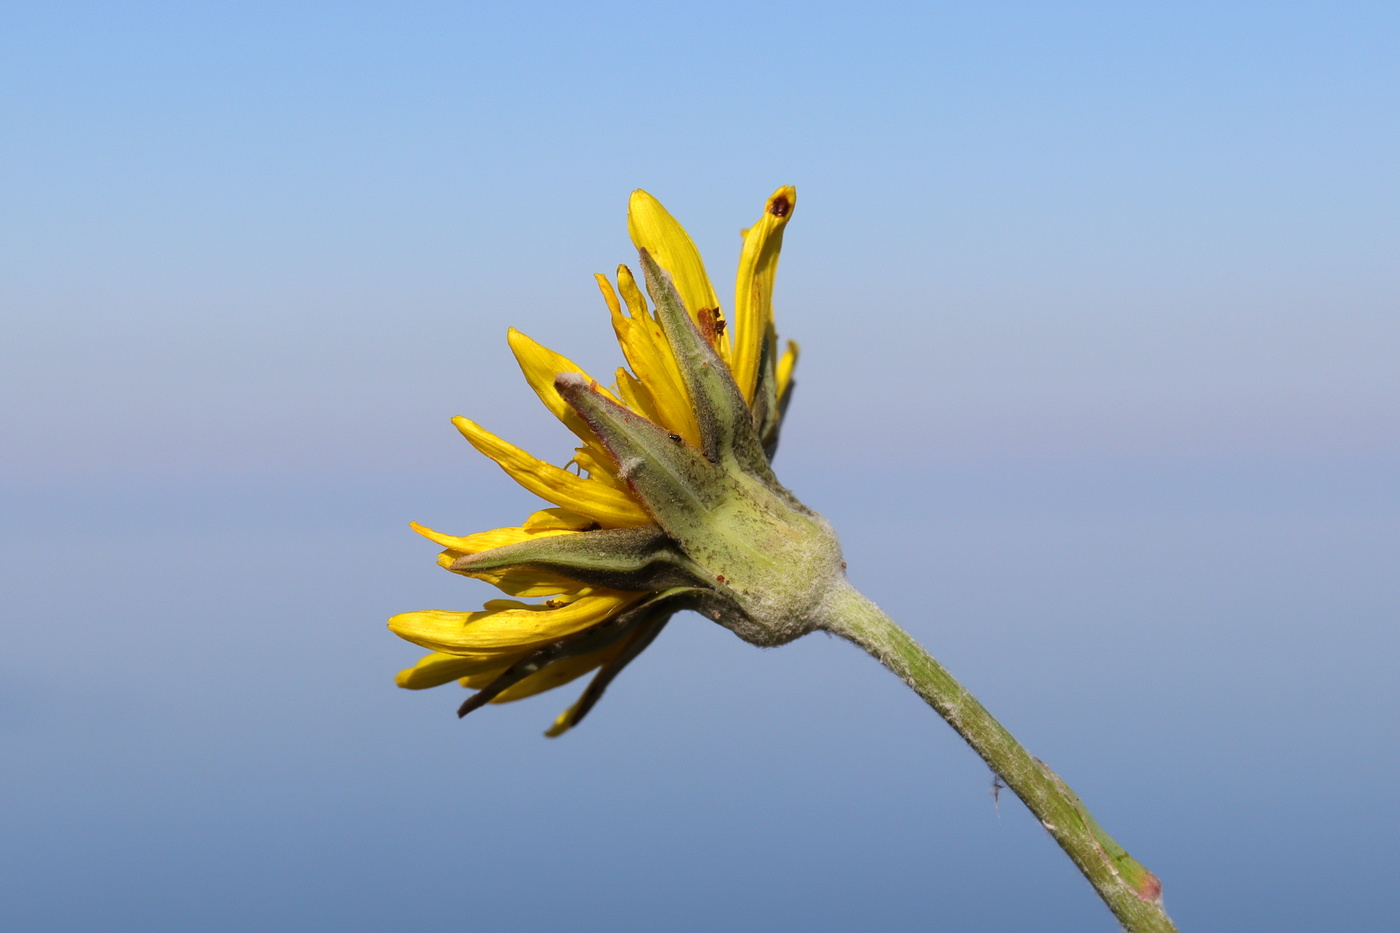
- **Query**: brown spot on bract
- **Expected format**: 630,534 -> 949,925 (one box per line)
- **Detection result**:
715,574 -> 726,583
769,195 -> 791,217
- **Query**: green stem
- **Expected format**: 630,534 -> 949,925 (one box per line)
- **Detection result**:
819,580 -> 1179,933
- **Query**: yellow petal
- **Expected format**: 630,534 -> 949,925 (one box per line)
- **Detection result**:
491,641 -> 625,703
627,190 -> 724,343
616,263 -> 649,321
544,702 -> 581,737
396,650 -> 527,690
455,668 -> 511,689
452,417 -> 651,527
410,520 -> 572,554
506,328 -> 624,486
570,444 -> 628,491
593,272 -> 624,318
776,339 -> 799,401
615,367 -> 664,428
434,549 -> 581,597
507,328 -> 620,441
411,518 -> 595,596
732,186 -> 796,400
387,590 -> 640,652
607,265 -> 702,446
523,508 -> 597,531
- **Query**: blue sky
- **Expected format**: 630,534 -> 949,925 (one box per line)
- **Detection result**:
5,0 -> 1397,481
3,3 -> 1398,930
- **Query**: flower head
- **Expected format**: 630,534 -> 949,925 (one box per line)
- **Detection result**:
389,186 -> 846,736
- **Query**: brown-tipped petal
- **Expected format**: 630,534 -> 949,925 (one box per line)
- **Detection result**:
732,185 -> 796,400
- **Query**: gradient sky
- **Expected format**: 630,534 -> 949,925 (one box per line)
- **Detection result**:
3,3 -> 1397,931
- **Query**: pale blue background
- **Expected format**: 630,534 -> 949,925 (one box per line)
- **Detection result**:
3,2 -> 1397,930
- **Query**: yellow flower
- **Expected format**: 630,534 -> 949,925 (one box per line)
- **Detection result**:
389,187 -> 800,736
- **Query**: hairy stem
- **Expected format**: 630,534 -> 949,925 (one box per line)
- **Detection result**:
819,580 -> 1179,933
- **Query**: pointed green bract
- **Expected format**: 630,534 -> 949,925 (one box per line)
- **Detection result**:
554,282 -> 844,649
638,250 -> 774,483
749,320 -> 786,459
555,372 -> 727,529
450,524 -> 703,593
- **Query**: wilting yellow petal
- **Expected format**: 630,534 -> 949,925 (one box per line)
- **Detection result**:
387,590 -> 640,652
542,622 -> 651,737
491,641 -> 626,703
732,186 -> 796,400
410,520 -> 573,554
627,190 -> 724,343
506,328 -> 624,485
507,329 -> 619,438
606,265 -> 702,446
593,274 -> 674,435
396,650 -> 528,689
615,367 -> 664,427
615,264 -> 649,321
571,445 -> 629,491
776,339 -> 799,401
543,702 -> 580,737
452,417 -> 651,527
594,272 -> 624,318
523,508 -> 597,531
412,518 -> 593,595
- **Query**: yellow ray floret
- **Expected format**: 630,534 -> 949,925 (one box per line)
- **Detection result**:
571,445 -> 629,491
596,270 -> 702,447
776,339 -> 799,401
388,590 -> 642,653
490,641 -> 627,703
409,520 -> 574,554
396,649 -> 528,689
396,642 -> 626,704
614,366 -> 664,428
409,520 -> 586,596
452,417 -> 651,527
507,328 -> 623,482
523,507 -> 597,531
433,550 -> 582,598
732,186 -> 796,400
627,189 -> 727,358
